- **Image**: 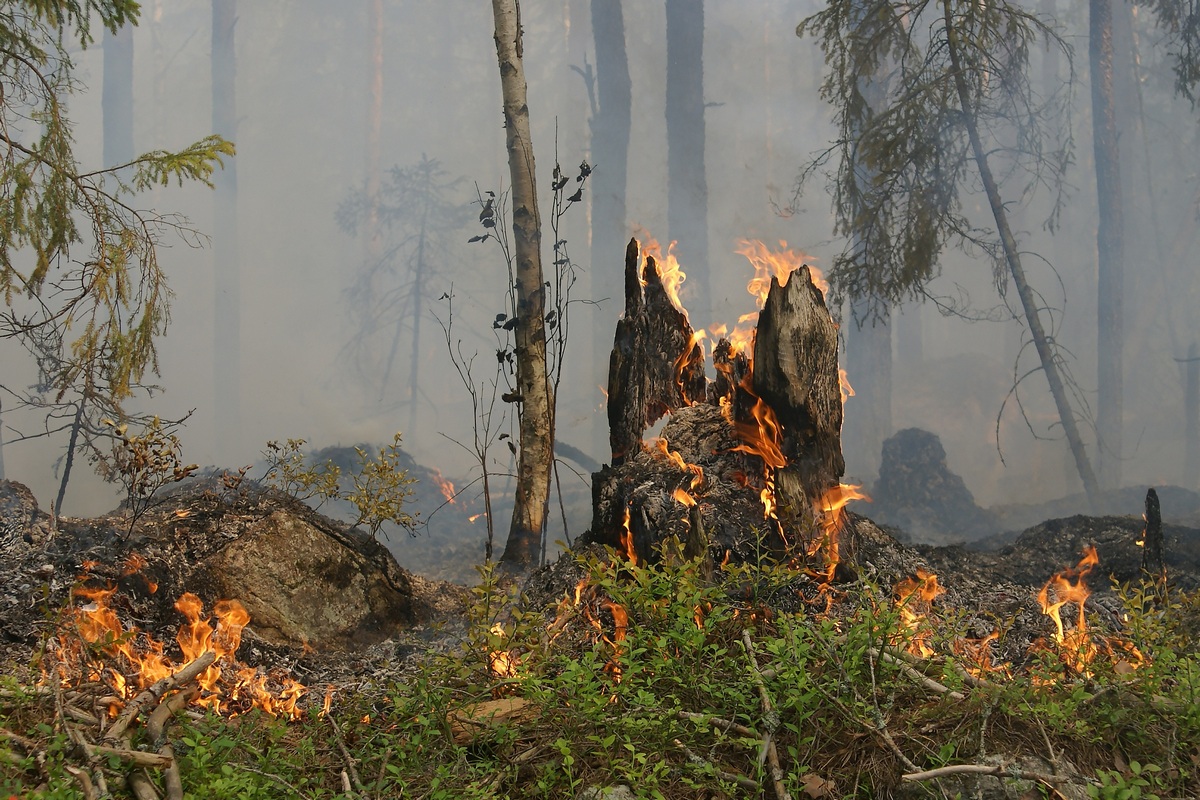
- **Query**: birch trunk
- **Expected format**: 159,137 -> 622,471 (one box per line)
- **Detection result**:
492,0 -> 554,569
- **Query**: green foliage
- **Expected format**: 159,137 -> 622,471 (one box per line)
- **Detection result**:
97,415 -> 197,529
263,433 -> 417,537
0,1 -> 233,492
1089,761 -> 1163,800
795,0 -> 1074,318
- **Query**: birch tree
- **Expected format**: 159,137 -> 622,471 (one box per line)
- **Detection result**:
491,0 -> 554,569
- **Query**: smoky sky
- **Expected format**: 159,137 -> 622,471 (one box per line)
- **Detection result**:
2,0 -> 1197,533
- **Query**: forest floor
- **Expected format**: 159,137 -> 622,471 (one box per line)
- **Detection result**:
2,489 -> 1200,799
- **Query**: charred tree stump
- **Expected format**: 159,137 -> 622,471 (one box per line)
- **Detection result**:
1141,487 -> 1166,585
590,241 -> 847,570
608,238 -> 706,465
751,269 -> 845,541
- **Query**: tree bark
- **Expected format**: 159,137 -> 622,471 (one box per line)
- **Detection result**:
212,0 -> 240,463
942,0 -> 1102,508
590,0 -> 632,456
1092,0 -> 1125,491
607,238 -> 706,464
665,0 -> 709,321
492,0 -> 554,570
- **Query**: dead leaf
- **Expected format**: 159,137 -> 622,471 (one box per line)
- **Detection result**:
801,772 -> 835,798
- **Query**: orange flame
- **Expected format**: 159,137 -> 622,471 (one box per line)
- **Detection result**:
638,236 -> 688,318
59,583 -> 305,719
487,622 -> 520,678
730,391 -> 787,470
431,469 -> 457,504
618,507 -> 637,565
838,368 -> 855,405
811,484 -> 870,581
1036,545 -> 1100,673
673,488 -> 697,507
650,438 -> 705,490
893,570 -> 945,658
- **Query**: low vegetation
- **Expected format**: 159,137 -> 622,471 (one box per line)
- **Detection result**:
2,544 -> 1199,799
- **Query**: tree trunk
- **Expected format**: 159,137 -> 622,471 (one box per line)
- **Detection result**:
102,23 -> 134,168
590,0 -> 632,457
1091,0 -> 1125,491
942,0 -> 1102,508
665,0 -> 709,321
492,0 -> 554,570
365,0 -> 384,281
212,0 -> 240,463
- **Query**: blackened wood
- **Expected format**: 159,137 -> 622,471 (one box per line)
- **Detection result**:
607,238 -> 706,464
750,269 -> 845,530
1141,487 -> 1165,583
708,338 -> 749,406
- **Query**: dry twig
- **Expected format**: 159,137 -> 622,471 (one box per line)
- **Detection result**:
674,738 -> 761,791
741,630 -> 792,800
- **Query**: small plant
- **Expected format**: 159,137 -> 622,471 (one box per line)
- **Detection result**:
262,433 -> 416,539
1088,761 -> 1162,800
261,438 -> 342,506
98,416 -> 198,532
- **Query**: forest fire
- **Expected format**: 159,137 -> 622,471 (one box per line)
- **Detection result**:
638,235 -> 689,318
53,581 -> 306,720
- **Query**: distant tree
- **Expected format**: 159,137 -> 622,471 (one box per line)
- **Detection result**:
0,1 -> 233,506
336,156 -> 471,439
490,0 -> 554,570
588,0 -> 631,454
1091,0 -> 1125,490
797,0 -> 1103,506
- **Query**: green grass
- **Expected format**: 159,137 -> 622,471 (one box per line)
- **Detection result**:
3,550 -> 1200,799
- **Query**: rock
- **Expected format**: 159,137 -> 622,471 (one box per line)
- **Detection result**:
0,480 -> 54,552
199,509 -> 417,650
870,428 -> 999,544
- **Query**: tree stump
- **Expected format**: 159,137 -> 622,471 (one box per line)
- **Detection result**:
589,239 -> 847,569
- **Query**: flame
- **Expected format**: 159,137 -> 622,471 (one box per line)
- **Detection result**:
735,239 -> 824,306
487,622 -> 520,679
811,484 -> 870,581
650,437 -> 705,490
893,570 -> 945,658
468,513 -> 484,523
673,328 -> 708,403
730,383 -> 787,470
953,631 -> 1008,679
618,507 -> 637,564
638,236 -> 688,318
57,582 -> 305,719
1036,545 -> 1100,673
673,488 -> 697,507
838,368 -> 855,404
431,469 -> 457,504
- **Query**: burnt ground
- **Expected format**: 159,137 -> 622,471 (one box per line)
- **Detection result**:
2,474 -> 1199,704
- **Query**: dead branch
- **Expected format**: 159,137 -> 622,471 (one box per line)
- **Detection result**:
105,650 -> 215,744
145,687 -> 197,747
676,710 -> 760,739
127,768 -> 160,800
867,647 -> 965,701
63,764 -> 98,800
674,738 -> 761,791
902,762 -> 1065,784
86,743 -> 172,768
740,630 -> 791,800
328,713 -> 367,795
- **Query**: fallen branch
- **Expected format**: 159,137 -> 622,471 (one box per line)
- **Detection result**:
676,710 -> 760,739
86,743 -> 173,768
328,713 -> 367,796
741,630 -> 791,800
902,763 -> 1065,784
867,647 -> 965,701
674,738 -> 760,791
105,650 -> 216,745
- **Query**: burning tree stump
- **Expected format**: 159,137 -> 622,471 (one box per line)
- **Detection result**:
590,238 -> 849,571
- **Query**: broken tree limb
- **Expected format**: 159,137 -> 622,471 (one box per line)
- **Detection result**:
674,739 -> 761,791
902,762 -> 1065,784
867,647 -> 965,701
740,630 -> 790,800
105,650 -> 215,745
